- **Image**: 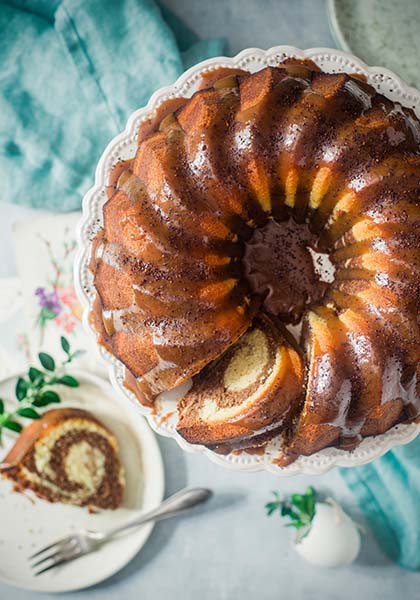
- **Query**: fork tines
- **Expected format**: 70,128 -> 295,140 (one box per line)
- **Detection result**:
29,536 -> 81,576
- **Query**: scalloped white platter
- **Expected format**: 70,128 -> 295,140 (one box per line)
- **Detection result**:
75,46 -> 420,476
0,371 -> 164,593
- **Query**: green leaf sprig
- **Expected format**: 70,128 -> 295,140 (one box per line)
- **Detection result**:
265,486 -> 316,533
0,336 -> 84,440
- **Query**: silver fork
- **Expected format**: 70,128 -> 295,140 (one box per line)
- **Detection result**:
29,487 -> 212,576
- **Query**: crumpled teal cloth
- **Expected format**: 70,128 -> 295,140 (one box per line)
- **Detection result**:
340,435 -> 420,570
0,0 -> 227,210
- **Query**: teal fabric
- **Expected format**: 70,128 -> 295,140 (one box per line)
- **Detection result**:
340,436 -> 420,570
0,0 -> 227,210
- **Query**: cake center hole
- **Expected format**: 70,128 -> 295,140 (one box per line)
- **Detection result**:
243,218 -> 333,325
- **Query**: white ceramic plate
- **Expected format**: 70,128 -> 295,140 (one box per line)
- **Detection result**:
0,371 -> 164,593
74,45 -> 420,476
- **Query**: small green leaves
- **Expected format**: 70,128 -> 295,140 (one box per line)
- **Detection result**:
0,337 -> 83,441
61,336 -> 70,355
28,367 -> 44,384
281,503 -> 302,527
38,352 -> 55,371
60,336 -> 86,364
3,420 -> 22,433
32,397 -> 50,407
291,493 -> 307,511
15,378 -> 28,401
265,491 -> 281,516
41,390 -> 61,404
32,391 -> 61,407
266,503 -> 279,516
304,486 -> 316,521
265,487 -> 317,531
57,375 -> 79,388
16,407 -> 41,419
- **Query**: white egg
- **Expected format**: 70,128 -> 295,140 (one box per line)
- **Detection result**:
294,500 -> 361,568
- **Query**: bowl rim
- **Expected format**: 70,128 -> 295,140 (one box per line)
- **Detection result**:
74,45 -> 420,475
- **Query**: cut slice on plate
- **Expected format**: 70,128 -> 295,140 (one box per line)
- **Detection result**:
2,408 -> 125,510
176,313 -> 304,452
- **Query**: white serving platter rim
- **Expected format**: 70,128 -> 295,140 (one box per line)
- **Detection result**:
74,45 -> 420,476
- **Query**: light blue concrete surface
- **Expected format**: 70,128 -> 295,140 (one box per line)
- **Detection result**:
0,437 -> 413,599
0,1 -> 418,598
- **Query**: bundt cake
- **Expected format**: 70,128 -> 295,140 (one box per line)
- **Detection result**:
90,58 -> 420,464
2,408 -> 124,509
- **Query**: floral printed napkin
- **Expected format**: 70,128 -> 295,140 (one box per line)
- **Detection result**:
10,212 -> 106,377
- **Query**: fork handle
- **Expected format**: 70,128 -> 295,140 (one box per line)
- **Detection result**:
88,487 -> 212,542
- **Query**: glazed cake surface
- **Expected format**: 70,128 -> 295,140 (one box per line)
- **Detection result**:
3,408 -> 125,509
90,58 -> 420,462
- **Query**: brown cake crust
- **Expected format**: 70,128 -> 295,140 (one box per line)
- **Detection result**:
90,58 -> 420,462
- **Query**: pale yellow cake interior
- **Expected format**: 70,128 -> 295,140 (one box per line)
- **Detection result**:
223,328 -> 269,392
200,332 -> 287,423
23,418 -> 124,505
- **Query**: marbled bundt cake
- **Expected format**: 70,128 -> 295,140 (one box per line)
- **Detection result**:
90,58 -> 420,463
2,408 -> 124,509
